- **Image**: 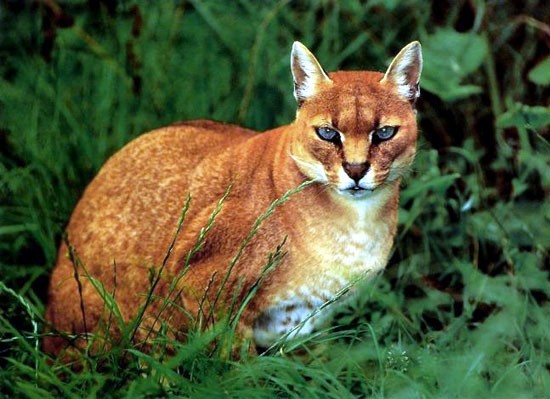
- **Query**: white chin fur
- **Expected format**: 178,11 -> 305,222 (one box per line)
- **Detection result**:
335,188 -> 374,199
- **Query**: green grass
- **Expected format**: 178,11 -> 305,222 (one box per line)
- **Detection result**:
1,1 -> 548,398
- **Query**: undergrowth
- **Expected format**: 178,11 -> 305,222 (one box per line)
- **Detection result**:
0,1 -> 548,398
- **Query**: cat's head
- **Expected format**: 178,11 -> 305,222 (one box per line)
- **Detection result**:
289,41 -> 422,199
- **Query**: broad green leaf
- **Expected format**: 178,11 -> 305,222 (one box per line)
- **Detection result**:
497,103 -> 550,130
528,56 -> 550,85
401,173 -> 460,201
421,29 -> 488,101
368,0 -> 403,11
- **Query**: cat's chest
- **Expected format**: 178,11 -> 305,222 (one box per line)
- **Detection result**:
319,224 -> 385,267
252,209 -> 394,348
300,213 -> 392,282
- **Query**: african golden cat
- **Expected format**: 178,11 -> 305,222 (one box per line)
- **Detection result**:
44,41 -> 423,357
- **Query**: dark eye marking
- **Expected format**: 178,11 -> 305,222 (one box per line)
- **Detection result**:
372,126 -> 398,144
315,126 -> 341,144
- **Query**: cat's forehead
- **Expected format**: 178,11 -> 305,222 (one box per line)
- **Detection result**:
329,70 -> 385,85
303,71 -> 413,133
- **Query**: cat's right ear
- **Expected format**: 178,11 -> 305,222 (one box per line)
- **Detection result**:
291,42 -> 333,106
381,41 -> 423,105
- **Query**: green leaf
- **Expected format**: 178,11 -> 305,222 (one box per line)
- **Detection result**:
497,103 -> 550,130
368,0 -> 403,11
421,29 -> 488,101
401,173 -> 460,201
528,56 -> 550,85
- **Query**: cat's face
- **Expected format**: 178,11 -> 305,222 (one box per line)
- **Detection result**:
289,42 -> 422,199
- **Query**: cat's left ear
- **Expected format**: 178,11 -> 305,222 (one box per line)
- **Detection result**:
381,41 -> 423,104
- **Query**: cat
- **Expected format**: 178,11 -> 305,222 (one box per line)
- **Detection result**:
44,40 -> 422,357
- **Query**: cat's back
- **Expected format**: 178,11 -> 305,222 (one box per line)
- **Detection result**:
108,119 -> 256,177
81,119 -> 256,205
64,120 -> 257,265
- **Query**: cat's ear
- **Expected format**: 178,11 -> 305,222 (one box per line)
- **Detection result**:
381,41 -> 423,104
291,41 -> 333,106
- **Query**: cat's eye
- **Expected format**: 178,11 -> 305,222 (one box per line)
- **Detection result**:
373,126 -> 398,142
315,127 -> 341,143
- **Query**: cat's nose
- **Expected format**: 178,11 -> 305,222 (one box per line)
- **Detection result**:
342,162 -> 370,183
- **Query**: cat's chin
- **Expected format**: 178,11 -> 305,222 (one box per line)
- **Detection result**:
335,186 -> 375,199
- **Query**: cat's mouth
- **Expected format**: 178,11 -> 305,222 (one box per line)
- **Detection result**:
337,185 -> 375,198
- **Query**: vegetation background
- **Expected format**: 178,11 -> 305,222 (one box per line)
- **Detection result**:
0,0 -> 548,397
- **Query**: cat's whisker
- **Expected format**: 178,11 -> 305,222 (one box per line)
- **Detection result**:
289,153 -> 328,184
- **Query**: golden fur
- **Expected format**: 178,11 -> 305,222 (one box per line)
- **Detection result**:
44,41 -> 422,356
